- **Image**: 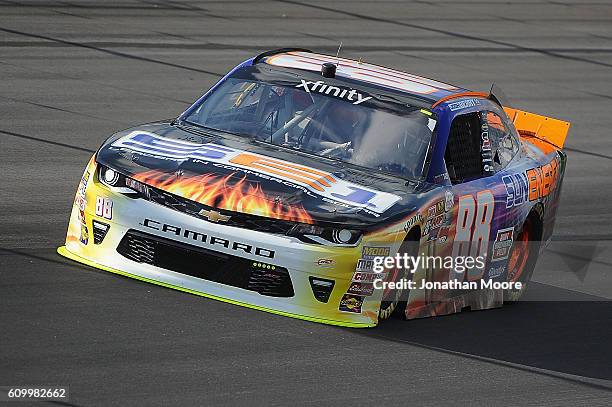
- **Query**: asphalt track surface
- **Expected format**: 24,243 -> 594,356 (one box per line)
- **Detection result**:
1,1 -> 611,406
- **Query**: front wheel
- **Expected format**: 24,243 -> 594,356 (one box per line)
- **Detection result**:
378,235 -> 419,321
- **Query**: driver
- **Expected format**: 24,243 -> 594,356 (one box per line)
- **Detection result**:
319,101 -> 363,145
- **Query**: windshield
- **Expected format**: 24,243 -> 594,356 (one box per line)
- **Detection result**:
183,67 -> 436,179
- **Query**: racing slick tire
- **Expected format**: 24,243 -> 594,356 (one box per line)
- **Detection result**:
504,210 -> 543,302
378,229 -> 420,321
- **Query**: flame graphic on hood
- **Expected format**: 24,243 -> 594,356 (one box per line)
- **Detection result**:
133,170 -> 314,224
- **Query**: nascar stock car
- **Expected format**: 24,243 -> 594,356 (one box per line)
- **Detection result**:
58,48 -> 570,327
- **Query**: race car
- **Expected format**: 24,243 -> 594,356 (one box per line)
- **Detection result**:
58,48 -> 570,327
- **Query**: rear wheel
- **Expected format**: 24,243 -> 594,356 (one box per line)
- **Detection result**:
379,232 -> 419,321
504,215 -> 541,301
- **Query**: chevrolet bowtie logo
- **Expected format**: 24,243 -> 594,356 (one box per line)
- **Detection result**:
198,209 -> 231,223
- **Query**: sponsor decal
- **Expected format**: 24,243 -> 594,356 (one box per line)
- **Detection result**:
112,132 -> 400,214
430,214 -> 445,229
78,170 -> 89,196
142,218 -> 275,259
95,197 -> 113,220
361,246 -> 390,259
352,271 -> 386,283
355,258 -> 375,272
431,215 -> 444,229
426,228 -> 439,241
481,118 -> 494,175
75,170 -> 89,211
78,207 -> 88,245
424,214 -> 444,236
403,213 -> 423,232
503,157 -> 560,208
79,226 -> 89,245
437,226 -> 450,244
347,282 -> 375,296
427,201 -> 445,219
316,258 -> 335,268
433,172 -> 450,184
296,80 -> 372,105
339,293 -> 364,313
75,195 -> 87,212
448,98 -> 481,111
488,264 -> 506,279
492,227 -> 514,261
502,172 -> 529,208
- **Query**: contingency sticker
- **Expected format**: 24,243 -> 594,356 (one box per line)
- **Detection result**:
339,294 -> 364,313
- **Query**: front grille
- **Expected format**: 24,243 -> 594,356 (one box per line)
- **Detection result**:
146,187 -> 295,235
116,230 -> 294,297
119,231 -> 155,263
248,264 -> 295,297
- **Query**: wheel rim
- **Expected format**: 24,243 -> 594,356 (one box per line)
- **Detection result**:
507,221 -> 531,283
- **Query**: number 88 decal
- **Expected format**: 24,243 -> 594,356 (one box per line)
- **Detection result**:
451,190 -> 493,281
95,196 -> 113,220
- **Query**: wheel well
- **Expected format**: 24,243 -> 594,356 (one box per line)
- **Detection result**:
405,226 -> 421,243
526,204 -> 544,242
400,226 -> 422,255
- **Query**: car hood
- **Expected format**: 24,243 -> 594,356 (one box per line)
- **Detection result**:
96,122 -> 434,227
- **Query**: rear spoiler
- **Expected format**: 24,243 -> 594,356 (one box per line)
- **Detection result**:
503,107 -> 570,149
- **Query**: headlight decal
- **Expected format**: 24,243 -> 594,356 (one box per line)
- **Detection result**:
98,164 -> 150,198
286,224 -> 361,246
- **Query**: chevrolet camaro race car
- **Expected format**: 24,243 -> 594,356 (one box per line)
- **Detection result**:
58,49 -> 570,327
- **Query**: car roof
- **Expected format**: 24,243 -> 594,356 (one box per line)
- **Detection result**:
259,50 -> 469,104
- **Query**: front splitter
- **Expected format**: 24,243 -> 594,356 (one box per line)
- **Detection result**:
57,246 -> 375,328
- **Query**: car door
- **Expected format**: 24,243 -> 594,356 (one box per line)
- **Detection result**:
443,106 -> 515,283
